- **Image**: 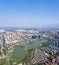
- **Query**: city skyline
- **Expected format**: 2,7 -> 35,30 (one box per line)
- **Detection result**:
0,0 -> 59,28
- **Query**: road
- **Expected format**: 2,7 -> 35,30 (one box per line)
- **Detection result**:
2,35 -> 10,65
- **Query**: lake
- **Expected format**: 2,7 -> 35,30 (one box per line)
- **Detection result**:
25,39 -> 47,50
12,39 -> 47,61
12,46 -> 26,62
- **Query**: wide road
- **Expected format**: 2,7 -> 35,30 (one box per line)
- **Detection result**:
2,35 -> 10,65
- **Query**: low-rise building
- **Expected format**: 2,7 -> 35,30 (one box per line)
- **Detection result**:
31,49 -> 47,64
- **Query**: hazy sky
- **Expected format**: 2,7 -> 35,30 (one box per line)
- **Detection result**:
0,0 -> 59,28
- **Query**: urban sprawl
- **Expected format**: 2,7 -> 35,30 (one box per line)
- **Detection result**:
0,28 -> 59,65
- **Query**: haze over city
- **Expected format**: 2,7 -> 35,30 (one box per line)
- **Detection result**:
0,0 -> 59,65
0,0 -> 59,28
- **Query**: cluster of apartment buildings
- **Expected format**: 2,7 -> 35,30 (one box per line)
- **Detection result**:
0,29 -> 59,65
